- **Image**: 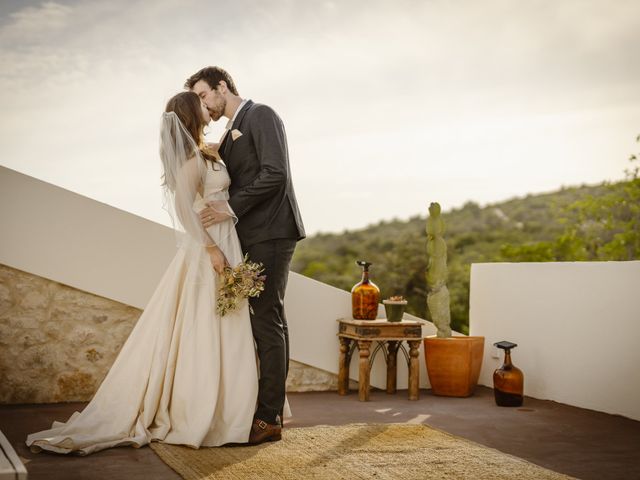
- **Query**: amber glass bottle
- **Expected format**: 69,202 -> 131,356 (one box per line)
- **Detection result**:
351,261 -> 380,320
493,341 -> 524,407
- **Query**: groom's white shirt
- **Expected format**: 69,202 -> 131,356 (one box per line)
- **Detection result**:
226,98 -> 248,130
219,99 -> 247,146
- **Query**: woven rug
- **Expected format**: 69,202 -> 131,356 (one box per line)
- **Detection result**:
150,423 -> 575,480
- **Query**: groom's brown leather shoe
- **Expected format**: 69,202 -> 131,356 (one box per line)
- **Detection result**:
248,418 -> 282,445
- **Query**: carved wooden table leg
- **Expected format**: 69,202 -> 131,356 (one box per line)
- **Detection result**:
338,337 -> 352,395
386,340 -> 399,394
408,340 -> 420,400
358,340 -> 372,401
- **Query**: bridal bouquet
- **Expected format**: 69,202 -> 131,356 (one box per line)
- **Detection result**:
216,254 -> 266,316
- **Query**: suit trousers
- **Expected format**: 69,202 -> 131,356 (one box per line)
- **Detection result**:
244,238 -> 297,424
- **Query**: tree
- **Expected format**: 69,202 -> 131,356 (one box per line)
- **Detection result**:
502,135 -> 640,262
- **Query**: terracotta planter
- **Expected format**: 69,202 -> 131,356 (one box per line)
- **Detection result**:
424,336 -> 485,397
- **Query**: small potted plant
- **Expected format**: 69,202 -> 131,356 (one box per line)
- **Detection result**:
383,295 -> 408,322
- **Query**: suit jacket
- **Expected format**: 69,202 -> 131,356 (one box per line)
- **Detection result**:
219,100 -> 305,248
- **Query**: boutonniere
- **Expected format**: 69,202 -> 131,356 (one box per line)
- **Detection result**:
231,129 -> 243,141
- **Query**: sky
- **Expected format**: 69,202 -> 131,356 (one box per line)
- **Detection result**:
1,0 -> 639,235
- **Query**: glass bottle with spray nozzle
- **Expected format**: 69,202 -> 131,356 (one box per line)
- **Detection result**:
351,260 -> 380,320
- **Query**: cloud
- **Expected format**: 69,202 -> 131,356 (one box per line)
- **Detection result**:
1,0 -> 639,233
0,2 -> 72,42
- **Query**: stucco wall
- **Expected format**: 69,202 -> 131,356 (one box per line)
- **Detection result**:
0,264 -> 349,404
470,261 -> 640,421
6,166 -> 637,418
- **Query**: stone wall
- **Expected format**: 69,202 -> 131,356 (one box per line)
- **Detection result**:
0,264 -> 347,404
287,358 -> 357,392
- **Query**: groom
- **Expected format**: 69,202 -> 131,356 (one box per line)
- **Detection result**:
186,66 -> 305,444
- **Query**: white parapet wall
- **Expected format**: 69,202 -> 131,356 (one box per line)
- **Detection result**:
0,166 -> 177,310
0,165 -> 433,393
470,261 -> 640,421
8,165 -> 638,412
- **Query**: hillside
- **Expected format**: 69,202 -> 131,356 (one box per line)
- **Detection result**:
290,183 -> 616,334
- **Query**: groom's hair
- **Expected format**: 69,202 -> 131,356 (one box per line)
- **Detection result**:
184,66 -> 239,95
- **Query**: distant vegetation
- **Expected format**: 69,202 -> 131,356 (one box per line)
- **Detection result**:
291,139 -> 639,334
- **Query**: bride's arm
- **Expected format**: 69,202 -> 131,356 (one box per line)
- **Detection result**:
205,244 -> 227,273
173,158 -> 217,247
174,159 -> 206,235
174,158 -> 228,273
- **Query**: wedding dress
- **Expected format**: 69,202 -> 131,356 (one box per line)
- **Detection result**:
26,124 -> 260,455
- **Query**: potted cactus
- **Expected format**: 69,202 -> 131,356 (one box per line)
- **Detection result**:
383,295 -> 408,322
423,202 -> 484,397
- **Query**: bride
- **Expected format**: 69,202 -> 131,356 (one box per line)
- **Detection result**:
26,91 -> 260,455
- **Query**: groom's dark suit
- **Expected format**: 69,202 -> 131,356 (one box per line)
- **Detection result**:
220,100 -> 305,425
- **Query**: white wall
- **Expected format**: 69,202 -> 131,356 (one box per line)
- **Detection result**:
0,166 -> 176,310
470,262 -> 640,420
8,165 -> 638,413
1,166 -> 434,390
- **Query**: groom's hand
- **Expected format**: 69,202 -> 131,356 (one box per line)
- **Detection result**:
200,203 -> 232,228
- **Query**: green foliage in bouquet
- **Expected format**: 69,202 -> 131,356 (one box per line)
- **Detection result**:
216,254 -> 266,316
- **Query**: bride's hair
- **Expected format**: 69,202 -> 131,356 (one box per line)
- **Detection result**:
164,91 -> 216,164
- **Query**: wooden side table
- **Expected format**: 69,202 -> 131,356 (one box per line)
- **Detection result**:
337,318 -> 423,401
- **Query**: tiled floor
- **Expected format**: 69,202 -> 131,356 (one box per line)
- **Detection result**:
2,387 -> 639,480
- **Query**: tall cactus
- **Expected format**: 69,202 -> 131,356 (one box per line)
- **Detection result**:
426,202 -> 452,337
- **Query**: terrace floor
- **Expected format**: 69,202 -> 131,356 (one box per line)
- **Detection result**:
1,386 -> 639,480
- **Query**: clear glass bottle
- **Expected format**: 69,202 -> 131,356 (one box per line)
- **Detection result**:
493,341 -> 524,407
351,260 -> 380,320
